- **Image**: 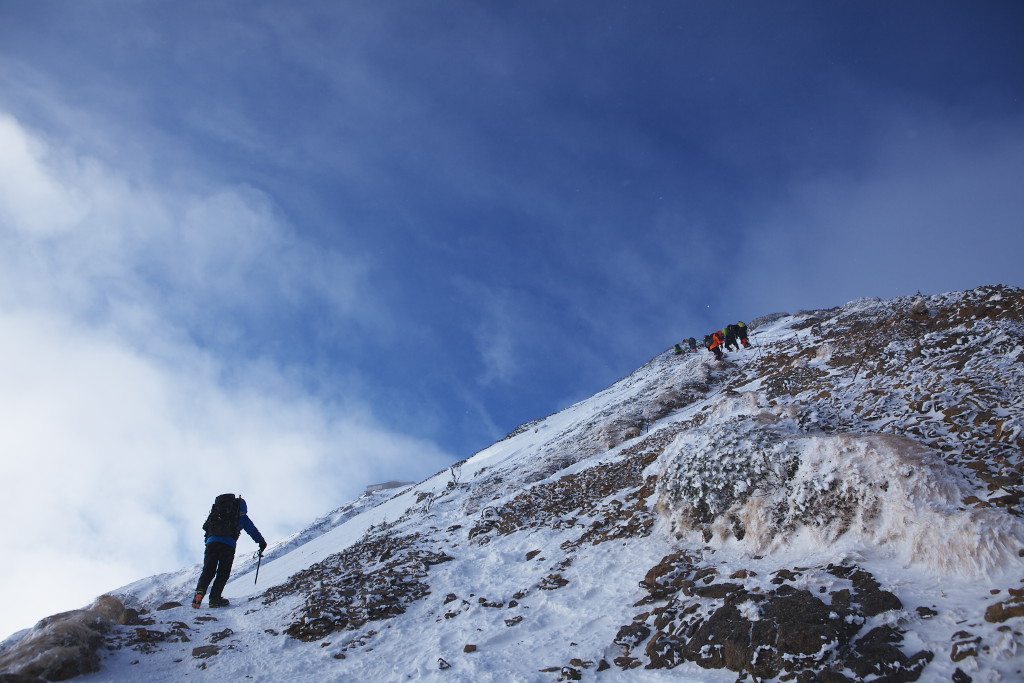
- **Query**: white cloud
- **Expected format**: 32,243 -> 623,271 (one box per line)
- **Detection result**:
0,114 -> 454,639
0,308 -> 453,639
0,113 -> 369,333
0,114 -> 88,234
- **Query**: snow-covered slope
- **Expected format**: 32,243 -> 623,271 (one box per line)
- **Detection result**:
3,285 -> 1022,682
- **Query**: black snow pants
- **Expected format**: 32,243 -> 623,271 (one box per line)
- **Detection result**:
196,541 -> 235,599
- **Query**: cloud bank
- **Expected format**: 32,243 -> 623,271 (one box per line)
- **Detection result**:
0,114 -> 453,639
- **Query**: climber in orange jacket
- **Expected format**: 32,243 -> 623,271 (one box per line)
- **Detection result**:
709,330 -> 726,361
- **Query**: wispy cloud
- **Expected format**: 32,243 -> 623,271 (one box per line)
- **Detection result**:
0,113 -> 453,639
0,115 -> 88,234
0,113 -> 372,340
0,305 -> 453,638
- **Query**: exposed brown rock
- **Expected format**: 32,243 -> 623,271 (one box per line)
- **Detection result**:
191,645 -> 219,659
985,596 -> 1024,623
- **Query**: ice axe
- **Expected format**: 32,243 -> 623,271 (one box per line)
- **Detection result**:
254,549 -> 264,585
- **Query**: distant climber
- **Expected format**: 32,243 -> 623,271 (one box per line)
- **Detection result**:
193,494 -> 267,608
723,326 -> 739,352
673,343 -> 684,355
708,330 -> 725,360
687,337 -> 698,352
736,321 -> 750,348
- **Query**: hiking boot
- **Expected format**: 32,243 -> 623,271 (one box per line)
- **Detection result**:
192,591 -> 204,609
209,597 -> 230,608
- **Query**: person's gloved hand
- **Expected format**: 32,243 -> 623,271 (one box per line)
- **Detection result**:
259,541 -> 267,553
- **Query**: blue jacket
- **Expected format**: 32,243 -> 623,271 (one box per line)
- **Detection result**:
205,498 -> 266,549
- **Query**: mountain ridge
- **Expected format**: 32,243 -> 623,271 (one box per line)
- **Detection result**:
2,284 -> 1022,682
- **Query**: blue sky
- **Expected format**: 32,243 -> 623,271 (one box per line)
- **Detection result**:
1,1 -> 1023,638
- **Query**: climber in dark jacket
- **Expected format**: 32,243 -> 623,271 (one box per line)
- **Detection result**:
687,337 -> 698,352
724,326 -> 739,352
736,321 -> 750,348
193,496 -> 266,608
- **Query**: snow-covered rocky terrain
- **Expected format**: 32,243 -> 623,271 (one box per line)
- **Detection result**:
2,285 -> 1022,682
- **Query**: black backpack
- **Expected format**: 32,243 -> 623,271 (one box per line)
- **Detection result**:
203,493 -> 242,539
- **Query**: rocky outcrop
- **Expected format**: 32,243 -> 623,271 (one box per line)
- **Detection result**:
261,531 -> 454,644
0,596 -> 126,681
613,554 -> 932,680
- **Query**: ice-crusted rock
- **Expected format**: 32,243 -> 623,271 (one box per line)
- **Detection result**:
0,595 -> 125,681
656,414 -> 799,530
656,413 -> 1024,577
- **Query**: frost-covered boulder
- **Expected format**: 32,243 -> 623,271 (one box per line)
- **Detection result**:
0,595 -> 125,681
656,415 -> 798,532
657,415 -> 1024,576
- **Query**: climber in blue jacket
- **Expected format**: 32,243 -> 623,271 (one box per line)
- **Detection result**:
193,494 -> 266,608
